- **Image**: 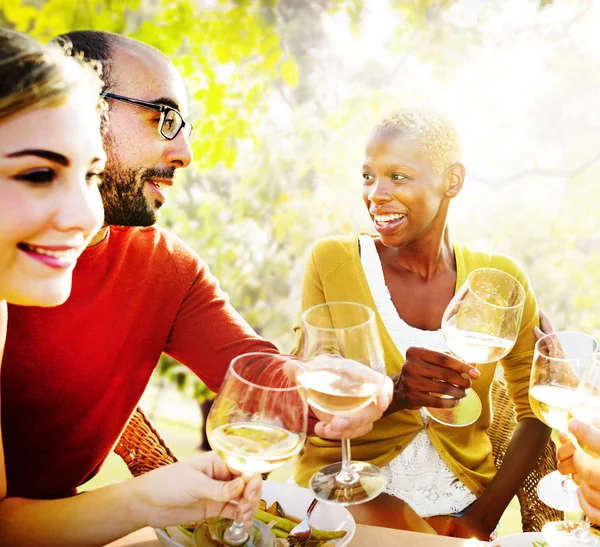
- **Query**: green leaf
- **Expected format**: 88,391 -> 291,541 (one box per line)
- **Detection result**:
280,57 -> 299,86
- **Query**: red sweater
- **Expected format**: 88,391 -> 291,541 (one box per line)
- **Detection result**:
2,226 -> 277,499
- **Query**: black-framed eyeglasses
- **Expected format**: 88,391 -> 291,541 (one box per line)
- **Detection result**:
101,92 -> 193,141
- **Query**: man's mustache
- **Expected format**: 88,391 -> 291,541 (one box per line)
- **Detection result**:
142,167 -> 176,182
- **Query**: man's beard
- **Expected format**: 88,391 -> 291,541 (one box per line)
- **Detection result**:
100,161 -> 174,227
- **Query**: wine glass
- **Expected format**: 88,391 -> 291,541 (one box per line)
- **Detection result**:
542,350 -> 600,547
298,301 -> 388,505
529,331 -> 598,511
425,268 -> 526,427
195,352 -> 308,547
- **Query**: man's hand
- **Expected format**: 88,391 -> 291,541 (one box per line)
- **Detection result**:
130,452 -> 262,529
313,375 -> 394,439
389,346 -> 479,411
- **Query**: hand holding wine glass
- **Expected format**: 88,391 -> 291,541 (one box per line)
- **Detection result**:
426,267 -> 526,427
299,301 -> 388,505
198,352 -> 308,547
567,417 -> 600,523
529,331 -> 598,512
392,346 -> 479,411
542,350 -> 600,547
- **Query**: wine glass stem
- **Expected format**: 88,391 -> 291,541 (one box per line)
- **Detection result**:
223,473 -> 253,546
223,519 -> 248,545
336,438 -> 359,485
561,473 -> 577,491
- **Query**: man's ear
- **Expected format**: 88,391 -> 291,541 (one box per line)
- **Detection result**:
445,163 -> 465,198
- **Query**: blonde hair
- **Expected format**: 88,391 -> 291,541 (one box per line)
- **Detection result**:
371,108 -> 461,173
0,28 -> 106,125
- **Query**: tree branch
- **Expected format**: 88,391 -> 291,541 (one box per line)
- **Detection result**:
472,151 -> 600,184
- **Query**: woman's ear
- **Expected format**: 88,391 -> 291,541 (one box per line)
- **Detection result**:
445,163 -> 466,198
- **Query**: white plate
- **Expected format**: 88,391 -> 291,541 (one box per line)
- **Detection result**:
261,480 -> 356,546
489,532 -> 547,546
155,480 -> 356,547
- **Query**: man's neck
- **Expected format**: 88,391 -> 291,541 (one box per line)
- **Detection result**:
87,226 -> 110,248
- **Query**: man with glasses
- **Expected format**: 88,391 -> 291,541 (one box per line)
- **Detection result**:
1,29 -> 391,525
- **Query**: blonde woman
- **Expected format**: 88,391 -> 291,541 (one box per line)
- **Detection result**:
0,29 -> 259,546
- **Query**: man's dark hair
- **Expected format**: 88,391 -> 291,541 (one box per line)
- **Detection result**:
52,31 -> 166,94
52,30 -> 129,92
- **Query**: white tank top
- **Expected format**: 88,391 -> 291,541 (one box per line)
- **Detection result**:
358,235 -> 476,518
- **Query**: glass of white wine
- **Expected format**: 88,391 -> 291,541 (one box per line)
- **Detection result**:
426,268 -> 526,427
197,352 -> 308,547
529,331 -> 598,511
298,301 -> 388,505
543,350 -> 600,547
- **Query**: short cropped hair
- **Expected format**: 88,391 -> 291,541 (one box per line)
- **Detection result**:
0,28 -> 105,124
371,108 -> 461,173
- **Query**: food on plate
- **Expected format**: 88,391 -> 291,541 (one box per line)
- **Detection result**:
165,497 -> 347,547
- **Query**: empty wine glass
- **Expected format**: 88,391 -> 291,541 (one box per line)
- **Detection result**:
425,268 -> 526,427
529,331 -> 598,511
543,350 -> 600,547
298,301 -> 388,505
196,352 -> 308,547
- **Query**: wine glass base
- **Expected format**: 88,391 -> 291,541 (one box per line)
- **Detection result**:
537,470 -> 582,512
194,517 -> 276,547
424,388 -> 482,427
309,460 -> 387,506
543,521 -> 600,547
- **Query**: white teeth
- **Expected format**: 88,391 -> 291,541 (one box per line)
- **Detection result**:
374,213 -> 405,223
26,246 -> 76,259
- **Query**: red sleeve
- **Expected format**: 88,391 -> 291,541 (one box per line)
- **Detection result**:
163,241 -> 279,392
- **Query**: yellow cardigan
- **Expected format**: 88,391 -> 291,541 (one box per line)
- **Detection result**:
291,234 -> 539,496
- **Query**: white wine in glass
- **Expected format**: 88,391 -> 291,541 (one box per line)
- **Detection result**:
529,331 -> 598,512
543,350 -> 600,547
426,268 -> 526,427
196,352 -> 308,547
209,422 -> 304,475
299,301 -> 388,505
297,355 -> 383,415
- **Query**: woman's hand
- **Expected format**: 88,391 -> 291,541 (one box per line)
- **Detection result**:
566,419 -> 600,525
129,452 -> 262,529
533,309 -> 555,341
556,431 -> 577,478
426,511 -> 493,541
390,346 -> 479,411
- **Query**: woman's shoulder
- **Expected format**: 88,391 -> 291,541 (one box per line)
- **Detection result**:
453,241 -> 530,283
310,233 -> 361,259
306,234 -> 362,281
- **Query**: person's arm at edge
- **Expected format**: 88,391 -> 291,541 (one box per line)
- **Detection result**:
0,479 -> 147,546
0,454 -> 260,547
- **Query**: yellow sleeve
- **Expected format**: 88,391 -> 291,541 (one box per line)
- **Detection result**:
290,243 -> 327,356
492,254 -> 540,421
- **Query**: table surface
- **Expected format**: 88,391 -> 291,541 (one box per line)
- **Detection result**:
106,524 -> 489,547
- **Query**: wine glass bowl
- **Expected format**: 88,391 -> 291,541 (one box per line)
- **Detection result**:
426,268 -> 526,427
529,331 -> 598,512
299,301 -> 388,505
198,352 -> 308,547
